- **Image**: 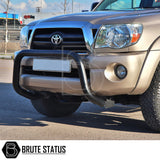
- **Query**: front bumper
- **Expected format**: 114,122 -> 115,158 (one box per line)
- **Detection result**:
13,49 -> 147,106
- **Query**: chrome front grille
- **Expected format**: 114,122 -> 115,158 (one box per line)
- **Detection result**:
31,28 -> 88,52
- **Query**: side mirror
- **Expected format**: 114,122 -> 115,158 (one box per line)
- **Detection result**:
91,2 -> 99,11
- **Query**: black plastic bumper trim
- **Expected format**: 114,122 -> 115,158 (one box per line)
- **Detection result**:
13,49 -> 106,107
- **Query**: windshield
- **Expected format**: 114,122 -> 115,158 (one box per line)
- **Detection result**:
95,0 -> 160,11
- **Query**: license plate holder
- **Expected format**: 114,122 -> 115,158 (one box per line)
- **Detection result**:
33,59 -> 71,73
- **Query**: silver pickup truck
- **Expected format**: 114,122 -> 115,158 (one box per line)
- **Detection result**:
13,0 -> 160,132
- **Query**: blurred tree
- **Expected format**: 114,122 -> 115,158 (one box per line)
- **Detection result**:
58,0 -> 70,14
0,0 -> 11,54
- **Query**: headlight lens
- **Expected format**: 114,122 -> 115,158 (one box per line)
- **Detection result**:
20,26 -> 30,49
95,24 -> 143,49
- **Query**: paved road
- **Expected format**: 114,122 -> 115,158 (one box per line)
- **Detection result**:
0,59 -> 160,140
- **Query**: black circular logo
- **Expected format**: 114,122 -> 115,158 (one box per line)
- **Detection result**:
51,33 -> 63,45
2,142 -> 20,158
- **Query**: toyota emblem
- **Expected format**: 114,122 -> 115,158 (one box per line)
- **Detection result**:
51,33 -> 63,45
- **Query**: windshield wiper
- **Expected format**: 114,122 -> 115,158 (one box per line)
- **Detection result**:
132,7 -> 142,9
101,9 -> 113,11
142,7 -> 160,9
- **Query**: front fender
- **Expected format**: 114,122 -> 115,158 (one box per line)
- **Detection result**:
131,37 -> 160,95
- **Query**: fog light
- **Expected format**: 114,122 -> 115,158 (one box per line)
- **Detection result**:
115,65 -> 127,79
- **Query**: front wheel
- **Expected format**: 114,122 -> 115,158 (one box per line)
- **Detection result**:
140,63 -> 160,132
31,94 -> 81,117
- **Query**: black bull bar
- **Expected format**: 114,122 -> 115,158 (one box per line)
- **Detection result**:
13,49 -> 107,107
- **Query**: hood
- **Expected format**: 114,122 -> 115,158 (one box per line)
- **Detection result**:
40,9 -> 160,25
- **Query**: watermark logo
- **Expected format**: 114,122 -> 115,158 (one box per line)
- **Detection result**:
2,142 -> 20,159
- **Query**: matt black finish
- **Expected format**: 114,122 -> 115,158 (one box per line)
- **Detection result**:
13,49 -> 106,107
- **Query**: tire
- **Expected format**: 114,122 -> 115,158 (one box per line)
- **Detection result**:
31,93 -> 81,117
140,63 -> 160,132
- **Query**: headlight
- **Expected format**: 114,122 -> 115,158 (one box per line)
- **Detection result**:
95,24 -> 143,49
20,25 -> 30,49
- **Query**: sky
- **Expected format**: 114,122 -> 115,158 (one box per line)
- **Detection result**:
0,0 -> 100,14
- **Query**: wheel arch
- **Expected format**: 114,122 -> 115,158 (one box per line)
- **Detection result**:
131,36 -> 160,95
